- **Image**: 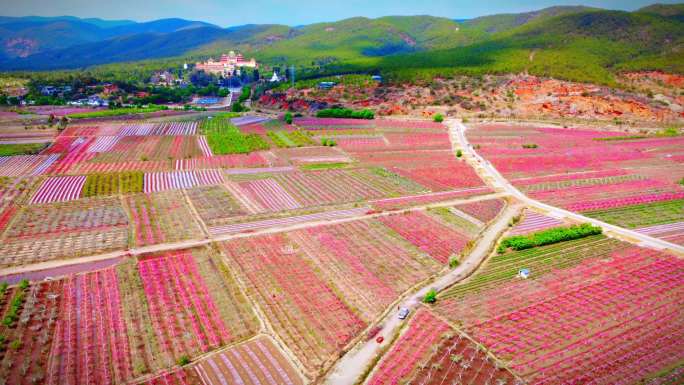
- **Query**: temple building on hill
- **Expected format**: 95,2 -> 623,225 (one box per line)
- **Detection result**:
195,51 -> 258,76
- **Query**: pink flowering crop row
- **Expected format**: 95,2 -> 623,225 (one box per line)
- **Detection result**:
391,162 -> 484,191
196,135 -> 212,157
367,309 -> 450,385
379,211 -> 469,264
511,169 -> 629,187
137,370 -> 189,385
335,136 -> 388,151
194,337 -> 302,385
238,178 -> 302,212
143,169 -> 224,193
384,132 -> 451,150
294,117 -> 375,127
48,268 -> 133,385
0,154 -> 58,177
69,159 -> 170,174
567,191 -> 684,212
374,119 -> 446,130
30,175 -> 87,204
439,240 -> 684,384
454,198 -> 505,223
137,252 -> 232,358
47,137 -> 96,174
208,207 -> 369,236
509,210 -> 564,235
174,153 -> 269,170
221,234 -> 366,371
372,187 -> 493,211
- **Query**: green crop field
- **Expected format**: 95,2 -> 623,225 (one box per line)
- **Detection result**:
200,116 -> 270,154
440,235 -> 620,299
585,199 -> 684,229
0,143 -> 48,156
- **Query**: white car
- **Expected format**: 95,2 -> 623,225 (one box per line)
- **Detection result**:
398,307 -> 410,320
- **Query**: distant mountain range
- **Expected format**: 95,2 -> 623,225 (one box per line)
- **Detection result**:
0,3 -> 682,83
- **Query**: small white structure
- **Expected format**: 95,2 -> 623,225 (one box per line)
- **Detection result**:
518,268 -> 530,279
270,72 -> 281,83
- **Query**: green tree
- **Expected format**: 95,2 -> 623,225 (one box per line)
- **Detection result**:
284,112 -> 293,124
433,113 -> 444,123
423,289 -> 437,304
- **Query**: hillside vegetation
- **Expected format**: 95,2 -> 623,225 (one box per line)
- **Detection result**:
1,5 -> 682,86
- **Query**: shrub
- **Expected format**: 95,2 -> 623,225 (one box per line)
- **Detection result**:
321,138 -> 337,146
423,289 -> 437,304
316,108 -> 374,119
500,223 -> 602,252
284,111 -> 293,124
178,355 -> 191,366
456,149 -> 463,158
433,113 -> 444,123
0,282 -> 7,296
522,143 -> 538,149
9,340 -> 21,350
449,257 -> 460,268
18,280 -> 28,290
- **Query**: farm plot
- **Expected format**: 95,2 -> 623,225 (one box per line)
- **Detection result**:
185,185 -> 247,226
237,178 -> 302,212
87,136 -> 121,153
0,154 -> 60,177
509,210 -> 565,236
0,197 -> 129,267
174,153 -> 269,170
289,219 -> 440,322
0,281 -> 63,385
125,191 -> 203,247
3,196 -> 128,239
91,136 -> 204,163
390,162 -> 484,192
47,137 -> 96,174
467,124 -> 684,215
220,233 -> 366,373
584,198 -> 684,229
367,309 -> 516,385
136,248 -> 258,362
437,236 -> 684,384
454,198 -> 505,223
193,336 -> 304,385
371,187 -> 493,211
136,369 -> 196,385
29,175 -> 86,204
0,228 -> 128,268
258,168 -> 423,209
143,170 -> 224,193
81,171 -> 144,197
378,211 -> 471,264
267,130 -> 315,148
47,268 -> 134,385
69,159 -> 171,175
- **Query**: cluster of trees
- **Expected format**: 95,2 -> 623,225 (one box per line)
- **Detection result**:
316,108 -> 374,119
231,86 -> 252,112
498,223 -> 603,253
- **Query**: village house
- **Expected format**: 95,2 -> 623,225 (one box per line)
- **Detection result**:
195,51 -> 258,77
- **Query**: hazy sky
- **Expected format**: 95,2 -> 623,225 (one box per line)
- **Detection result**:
2,0 -> 681,27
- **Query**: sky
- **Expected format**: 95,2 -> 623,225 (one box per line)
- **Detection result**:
2,0 -> 681,27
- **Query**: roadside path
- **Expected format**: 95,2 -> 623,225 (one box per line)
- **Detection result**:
324,203 -> 521,385
449,119 -> 684,256
0,191 -> 506,281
